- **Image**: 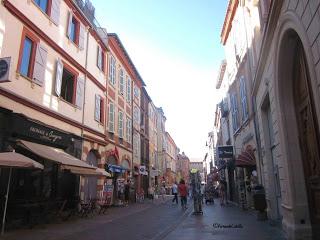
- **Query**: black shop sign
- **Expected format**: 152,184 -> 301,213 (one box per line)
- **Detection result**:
217,145 -> 234,159
11,113 -> 72,148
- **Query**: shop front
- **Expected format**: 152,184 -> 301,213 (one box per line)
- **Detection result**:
0,109 -> 96,230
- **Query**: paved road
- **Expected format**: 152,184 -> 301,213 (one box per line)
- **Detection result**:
1,197 -> 285,240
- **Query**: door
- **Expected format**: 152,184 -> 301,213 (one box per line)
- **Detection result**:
294,44 -> 320,238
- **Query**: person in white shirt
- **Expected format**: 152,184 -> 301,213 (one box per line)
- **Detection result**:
172,182 -> 178,204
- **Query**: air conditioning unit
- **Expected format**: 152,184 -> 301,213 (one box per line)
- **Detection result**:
0,57 -> 11,82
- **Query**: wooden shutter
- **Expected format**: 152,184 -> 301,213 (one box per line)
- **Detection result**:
109,103 -> 114,132
95,94 -> 101,121
33,44 -> 47,86
55,58 -> 63,96
97,46 -> 102,70
75,76 -> 84,109
67,11 -> 72,38
79,24 -> 85,50
50,0 -> 61,25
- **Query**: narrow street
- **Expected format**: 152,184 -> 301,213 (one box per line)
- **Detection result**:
1,197 -> 285,240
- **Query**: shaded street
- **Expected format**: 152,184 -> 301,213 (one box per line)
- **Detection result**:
1,197 -> 285,240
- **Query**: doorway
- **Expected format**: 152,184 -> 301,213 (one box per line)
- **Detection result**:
84,151 -> 98,201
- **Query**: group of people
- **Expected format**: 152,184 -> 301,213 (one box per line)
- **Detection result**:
171,179 -> 188,209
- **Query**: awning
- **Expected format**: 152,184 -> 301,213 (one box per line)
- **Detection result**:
107,164 -> 127,173
0,152 -> 44,169
17,140 -> 95,169
61,165 -> 111,177
236,147 -> 256,167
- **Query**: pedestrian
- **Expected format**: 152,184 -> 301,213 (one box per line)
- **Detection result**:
178,179 -> 188,209
200,182 -> 205,204
219,180 -> 226,206
172,182 -> 178,204
160,184 -> 166,202
148,185 -> 155,202
124,180 -> 130,206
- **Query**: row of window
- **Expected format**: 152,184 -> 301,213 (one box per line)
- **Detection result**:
230,76 -> 248,132
108,55 -> 133,103
107,102 -> 132,143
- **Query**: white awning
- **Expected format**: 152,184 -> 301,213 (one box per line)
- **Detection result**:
17,140 -> 95,169
0,152 -> 44,169
61,165 -> 111,177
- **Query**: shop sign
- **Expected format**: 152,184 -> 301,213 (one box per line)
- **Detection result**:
11,113 -> 72,147
139,165 -> 148,175
217,145 -> 234,159
103,179 -> 114,198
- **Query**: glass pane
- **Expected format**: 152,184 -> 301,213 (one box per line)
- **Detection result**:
70,18 -> 77,43
61,68 -> 75,103
20,37 -> 33,77
35,0 -> 48,13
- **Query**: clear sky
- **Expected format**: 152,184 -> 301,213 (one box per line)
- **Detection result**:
92,0 -> 228,160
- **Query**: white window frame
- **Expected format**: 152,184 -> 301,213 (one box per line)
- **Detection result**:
119,68 -> 124,96
118,110 -> 124,138
108,54 -> 116,86
108,102 -> 115,133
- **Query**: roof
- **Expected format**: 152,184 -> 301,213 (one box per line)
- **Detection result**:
108,33 -> 146,87
220,0 -> 239,45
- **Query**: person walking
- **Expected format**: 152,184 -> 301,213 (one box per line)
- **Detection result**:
172,182 -> 178,204
178,179 -> 188,210
124,180 -> 130,206
148,185 -> 155,202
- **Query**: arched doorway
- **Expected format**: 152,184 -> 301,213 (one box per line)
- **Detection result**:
84,150 -> 98,200
278,30 -> 320,238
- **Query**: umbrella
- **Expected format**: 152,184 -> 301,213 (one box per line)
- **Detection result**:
0,151 -> 44,235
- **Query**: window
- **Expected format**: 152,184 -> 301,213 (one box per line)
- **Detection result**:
95,94 -> 105,123
66,12 -> 85,49
108,102 -> 115,132
118,111 -> 124,138
133,85 -> 140,98
20,37 -> 34,77
35,0 -> 49,13
18,28 -> 48,86
133,106 -> 140,126
61,68 -> 76,104
126,117 -> 132,143
108,55 -> 116,85
97,46 -> 105,72
231,93 -> 239,132
119,69 -> 124,95
240,76 -> 248,121
126,76 -> 131,102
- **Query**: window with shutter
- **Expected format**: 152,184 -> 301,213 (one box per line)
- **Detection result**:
97,46 -> 102,70
240,76 -> 248,121
33,44 -> 48,86
108,102 -> 115,132
55,59 -> 78,105
67,12 -> 80,46
18,28 -> 40,80
95,94 -> 101,121
126,76 -> 131,103
108,55 -> 116,85
119,69 -> 124,95
118,111 -> 123,138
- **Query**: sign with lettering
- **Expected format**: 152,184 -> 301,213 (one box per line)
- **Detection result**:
217,145 -> 234,159
11,113 -> 72,148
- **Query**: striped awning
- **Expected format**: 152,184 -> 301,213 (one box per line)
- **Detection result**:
236,146 -> 256,167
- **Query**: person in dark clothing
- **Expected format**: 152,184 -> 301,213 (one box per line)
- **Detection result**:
124,180 -> 130,206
